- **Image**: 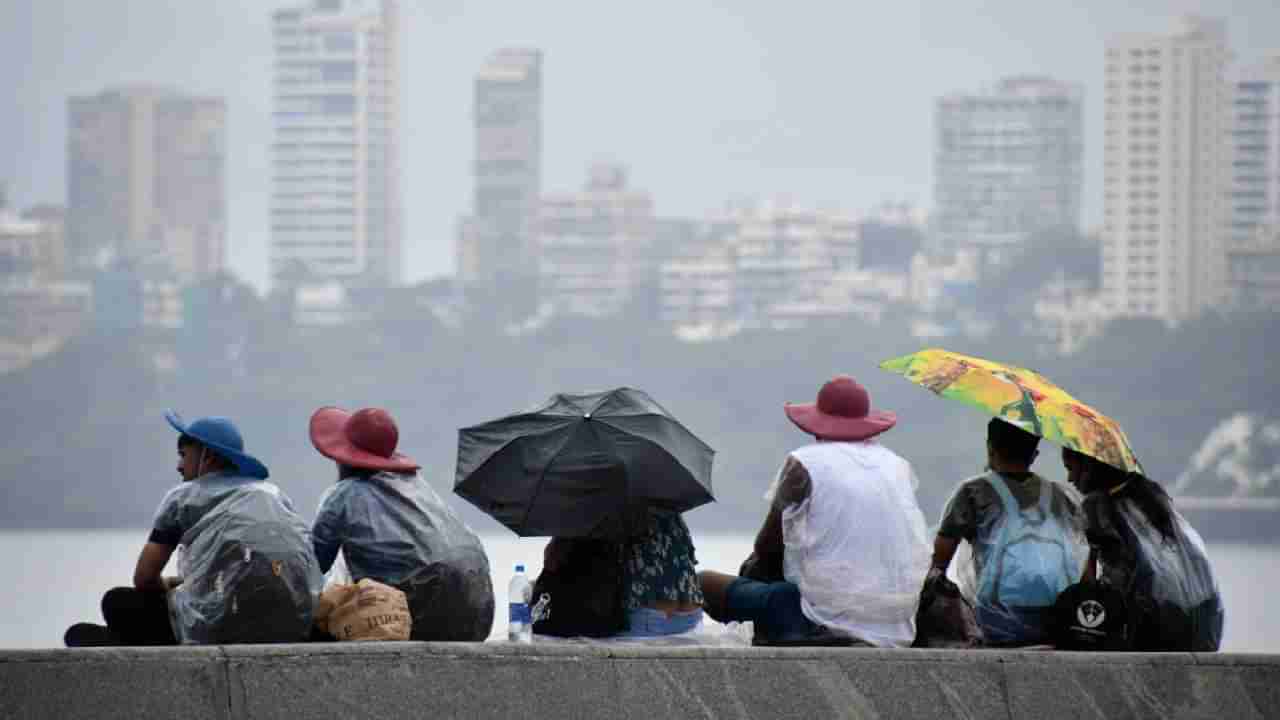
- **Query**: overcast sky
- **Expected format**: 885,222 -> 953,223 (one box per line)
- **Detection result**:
2,1 -> 1278,291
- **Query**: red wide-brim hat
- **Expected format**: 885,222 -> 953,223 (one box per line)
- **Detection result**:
310,406 -> 420,472
784,375 -> 897,441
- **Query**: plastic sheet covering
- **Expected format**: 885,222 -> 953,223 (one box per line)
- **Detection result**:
168,480 -> 322,644
313,471 -> 495,641
945,474 -> 1087,645
767,443 -> 932,644
1099,494 -> 1224,651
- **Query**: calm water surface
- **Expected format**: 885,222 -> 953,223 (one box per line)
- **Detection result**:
2,530 -> 1276,651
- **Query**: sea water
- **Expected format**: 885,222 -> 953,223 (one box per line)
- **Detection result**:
1,530 -> 1276,651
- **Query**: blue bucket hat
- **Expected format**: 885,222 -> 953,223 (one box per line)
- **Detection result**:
165,410 -> 269,479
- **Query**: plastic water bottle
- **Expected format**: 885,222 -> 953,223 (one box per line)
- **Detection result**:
508,563 -> 533,643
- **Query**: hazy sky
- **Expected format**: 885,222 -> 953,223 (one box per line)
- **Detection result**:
2,1 -> 1278,291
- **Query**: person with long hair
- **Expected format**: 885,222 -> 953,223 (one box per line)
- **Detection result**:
1062,447 -> 1224,651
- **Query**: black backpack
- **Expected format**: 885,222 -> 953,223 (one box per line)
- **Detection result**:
1053,581 -> 1130,651
530,539 -> 627,638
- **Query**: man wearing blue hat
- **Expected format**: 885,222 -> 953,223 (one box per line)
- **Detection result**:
65,412 -> 323,646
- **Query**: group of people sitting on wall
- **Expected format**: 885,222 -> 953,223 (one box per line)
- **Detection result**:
64,374 -> 1223,651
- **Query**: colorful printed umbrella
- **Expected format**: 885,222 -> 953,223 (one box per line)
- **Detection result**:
880,347 -> 1145,474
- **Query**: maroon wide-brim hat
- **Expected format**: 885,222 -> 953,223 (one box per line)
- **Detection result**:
784,375 -> 897,441
310,406 -> 420,472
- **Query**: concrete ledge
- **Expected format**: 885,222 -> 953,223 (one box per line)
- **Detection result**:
3,644 -> 1278,719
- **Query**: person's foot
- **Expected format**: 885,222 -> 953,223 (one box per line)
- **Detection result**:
64,623 -> 120,647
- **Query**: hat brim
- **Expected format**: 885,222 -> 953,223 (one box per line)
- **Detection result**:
309,406 -> 420,472
784,403 -> 897,441
165,410 -> 270,480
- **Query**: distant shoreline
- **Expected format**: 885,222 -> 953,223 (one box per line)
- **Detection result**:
1172,496 -> 1280,542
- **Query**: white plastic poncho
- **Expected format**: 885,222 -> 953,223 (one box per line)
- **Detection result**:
159,475 -> 323,644
767,441 -> 932,648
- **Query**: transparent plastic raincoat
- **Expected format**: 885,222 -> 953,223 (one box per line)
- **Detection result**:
1084,488 -> 1224,651
942,472 -> 1087,645
313,470 -> 495,641
767,442 -> 932,647
159,475 -> 323,644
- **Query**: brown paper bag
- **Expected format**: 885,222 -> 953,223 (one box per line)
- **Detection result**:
315,578 -> 412,641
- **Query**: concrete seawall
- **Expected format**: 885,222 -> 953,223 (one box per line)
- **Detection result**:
2,644 -> 1277,719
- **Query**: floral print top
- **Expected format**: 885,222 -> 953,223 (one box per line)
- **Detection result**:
624,513 -> 704,610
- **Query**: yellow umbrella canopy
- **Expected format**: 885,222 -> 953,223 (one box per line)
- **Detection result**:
880,347 -> 1145,475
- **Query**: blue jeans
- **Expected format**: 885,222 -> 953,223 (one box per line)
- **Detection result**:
722,578 -> 824,643
615,607 -> 703,638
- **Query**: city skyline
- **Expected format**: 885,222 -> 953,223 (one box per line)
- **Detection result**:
3,1 -> 1280,291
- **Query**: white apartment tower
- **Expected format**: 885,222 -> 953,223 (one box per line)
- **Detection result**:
934,76 -> 1084,267
270,0 -> 401,288
1101,17 -> 1231,322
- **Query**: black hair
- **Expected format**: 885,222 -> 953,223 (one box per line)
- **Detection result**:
177,434 -> 233,471
987,418 -> 1039,467
1068,447 -> 1176,541
337,463 -> 376,480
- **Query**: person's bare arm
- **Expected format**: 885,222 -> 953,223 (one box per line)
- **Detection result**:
133,542 -> 176,592
753,505 -> 784,560
930,483 -> 976,579
931,536 -> 959,575
753,457 -> 812,564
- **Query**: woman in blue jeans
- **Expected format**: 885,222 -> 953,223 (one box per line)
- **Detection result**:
544,512 -> 704,638
617,512 -> 704,637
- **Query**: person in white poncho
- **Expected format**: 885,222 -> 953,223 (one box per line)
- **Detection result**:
698,375 -> 931,647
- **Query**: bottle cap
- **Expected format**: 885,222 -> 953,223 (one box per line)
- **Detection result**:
515,564 -> 525,573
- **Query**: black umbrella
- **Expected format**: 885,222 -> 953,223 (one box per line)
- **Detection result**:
454,388 -> 715,538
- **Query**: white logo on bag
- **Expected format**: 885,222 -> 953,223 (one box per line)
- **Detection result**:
1077,600 -> 1106,629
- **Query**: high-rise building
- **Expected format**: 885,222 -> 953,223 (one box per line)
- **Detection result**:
270,0 -> 401,289
1228,55 -> 1280,247
1101,16 -> 1232,323
537,164 -> 654,318
1224,54 -> 1280,311
1228,59 -> 1280,235
67,87 -> 225,282
459,48 -> 542,318
933,76 -> 1083,267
